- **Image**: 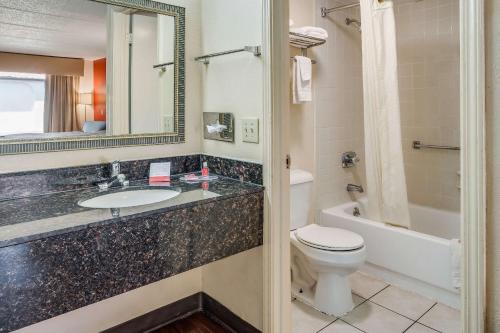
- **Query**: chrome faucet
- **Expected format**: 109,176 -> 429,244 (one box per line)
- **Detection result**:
342,151 -> 360,168
346,184 -> 364,193
98,161 -> 129,190
111,160 -> 121,177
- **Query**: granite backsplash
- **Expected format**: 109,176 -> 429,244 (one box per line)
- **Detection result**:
0,154 -> 263,200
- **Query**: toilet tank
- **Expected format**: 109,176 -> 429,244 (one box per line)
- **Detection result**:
290,169 -> 314,231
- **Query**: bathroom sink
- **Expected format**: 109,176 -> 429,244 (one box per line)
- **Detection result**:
78,189 -> 181,209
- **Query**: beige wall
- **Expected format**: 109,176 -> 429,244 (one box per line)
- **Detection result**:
202,247 -> 263,330
77,60 -> 96,126
200,0 -> 263,163
396,0 -> 461,212
486,0 -> 500,331
0,52 -> 84,76
79,60 -> 94,95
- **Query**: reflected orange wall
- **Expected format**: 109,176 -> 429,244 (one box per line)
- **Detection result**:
93,58 -> 106,121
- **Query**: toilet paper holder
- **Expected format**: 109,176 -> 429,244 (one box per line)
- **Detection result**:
203,112 -> 234,142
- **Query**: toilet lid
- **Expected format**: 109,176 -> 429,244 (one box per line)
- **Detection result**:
295,224 -> 364,251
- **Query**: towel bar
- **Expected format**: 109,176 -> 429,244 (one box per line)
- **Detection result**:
291,57 -> 317,64
412,140 -> 460,151
195,46 -> 261,64
153,61 -> 174,69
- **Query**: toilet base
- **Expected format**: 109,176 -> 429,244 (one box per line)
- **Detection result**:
314,272 -> 354,316
291,283 -> 326,315
291,273 -> 355,317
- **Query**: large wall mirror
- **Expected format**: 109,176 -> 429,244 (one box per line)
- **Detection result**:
0,0 -> 185,154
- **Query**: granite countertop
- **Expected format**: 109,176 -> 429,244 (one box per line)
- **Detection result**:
0,174 -> 263,248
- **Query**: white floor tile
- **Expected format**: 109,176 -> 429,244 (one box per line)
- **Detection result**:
418,303 -> 461,333
292,300 -> 335,333
342,301 -> 414,333
319,320 -> 364,333
405,323 -> 440,333
348,271 -> 389,299
370,285 -> 436,320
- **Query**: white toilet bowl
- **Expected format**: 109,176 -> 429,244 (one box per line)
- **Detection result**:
290,224 -> 366,316
288,170 -> 366,316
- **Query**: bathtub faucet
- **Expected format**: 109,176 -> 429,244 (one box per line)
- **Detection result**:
346,184 -> 364,193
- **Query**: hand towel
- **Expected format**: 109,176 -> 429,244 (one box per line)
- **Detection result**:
293,56 -> 312,104
291,26 -> 329,39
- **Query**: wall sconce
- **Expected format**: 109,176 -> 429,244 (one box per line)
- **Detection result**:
79,92 -> 93,122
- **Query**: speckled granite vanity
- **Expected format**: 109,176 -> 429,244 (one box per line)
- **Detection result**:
0,155 -> 263,333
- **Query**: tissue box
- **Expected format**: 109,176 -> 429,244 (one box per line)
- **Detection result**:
149,162 -> 171,182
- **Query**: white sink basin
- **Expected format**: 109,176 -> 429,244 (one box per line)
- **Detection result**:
78,189 -> 180,209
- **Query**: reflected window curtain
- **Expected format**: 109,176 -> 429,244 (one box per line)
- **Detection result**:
44,75 -> 80,132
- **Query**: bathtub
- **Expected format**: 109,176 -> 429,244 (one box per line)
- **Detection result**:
320,200 -> 461,308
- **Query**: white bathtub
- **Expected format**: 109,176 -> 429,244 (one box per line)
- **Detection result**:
320,200 -> 461,308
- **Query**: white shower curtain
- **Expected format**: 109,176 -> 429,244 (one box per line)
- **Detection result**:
360,0 -> 411,228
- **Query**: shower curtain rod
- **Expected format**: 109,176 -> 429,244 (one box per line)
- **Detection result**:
321,2 -> 360,17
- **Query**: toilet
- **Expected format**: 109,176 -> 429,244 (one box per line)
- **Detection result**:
290,169 -> 366,316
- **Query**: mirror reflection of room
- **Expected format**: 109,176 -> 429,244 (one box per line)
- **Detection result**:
0,0 -> 176,140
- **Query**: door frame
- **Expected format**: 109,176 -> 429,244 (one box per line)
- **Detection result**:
460,0 -> 486,332
262,0 -> 291,332
263,0 -> 486,332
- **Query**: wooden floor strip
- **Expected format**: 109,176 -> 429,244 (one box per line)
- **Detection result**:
151,312 -> 231,333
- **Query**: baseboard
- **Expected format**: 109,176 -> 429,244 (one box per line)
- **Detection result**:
360,263 -> 461,309
101,292 -> 260,333
201,293 -> 260,333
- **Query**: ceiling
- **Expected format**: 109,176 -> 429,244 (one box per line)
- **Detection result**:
0,0 -> 107,60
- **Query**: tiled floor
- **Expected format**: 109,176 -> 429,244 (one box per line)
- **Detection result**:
292,272 -> 461,333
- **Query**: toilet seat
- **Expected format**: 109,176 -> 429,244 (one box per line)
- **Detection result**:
295,224 -> 364,251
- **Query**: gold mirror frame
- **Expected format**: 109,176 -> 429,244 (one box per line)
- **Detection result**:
0,0 -> 185,155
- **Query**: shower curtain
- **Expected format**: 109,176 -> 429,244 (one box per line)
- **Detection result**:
359,0 -> 411,228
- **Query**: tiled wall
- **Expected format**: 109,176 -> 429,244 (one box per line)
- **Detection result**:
395,0 -> 460,212
314,0 -> 366,213
289,0 -> 316,226
312,0 -> 460,214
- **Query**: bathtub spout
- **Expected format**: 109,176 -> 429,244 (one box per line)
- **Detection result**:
353,207 -> 361,217
347,184 -> 364,193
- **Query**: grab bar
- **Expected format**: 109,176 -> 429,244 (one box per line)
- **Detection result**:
412,140 -> 460,151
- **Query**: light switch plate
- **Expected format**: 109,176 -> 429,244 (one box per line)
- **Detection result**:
242,118 -> 259,143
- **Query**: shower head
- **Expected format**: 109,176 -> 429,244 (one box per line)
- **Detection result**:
345,17 -> 361,32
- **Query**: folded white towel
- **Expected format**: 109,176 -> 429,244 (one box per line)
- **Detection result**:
450,239 -> 461,289
293,56 -> 312,104
291,26 -> 329,39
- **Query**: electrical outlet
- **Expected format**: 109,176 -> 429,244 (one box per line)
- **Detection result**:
242,118 -> 259,143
